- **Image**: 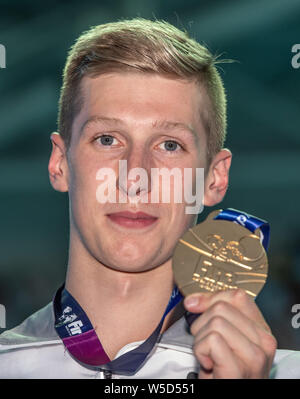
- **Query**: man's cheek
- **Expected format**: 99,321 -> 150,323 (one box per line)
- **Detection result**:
96,168 -> 118,205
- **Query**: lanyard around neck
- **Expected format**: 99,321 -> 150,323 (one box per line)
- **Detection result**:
53,284 -> 183,376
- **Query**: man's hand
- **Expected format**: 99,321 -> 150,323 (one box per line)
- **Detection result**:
183,289 -> 277,379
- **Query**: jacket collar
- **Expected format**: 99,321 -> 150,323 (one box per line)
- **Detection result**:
0,300 -> 193,351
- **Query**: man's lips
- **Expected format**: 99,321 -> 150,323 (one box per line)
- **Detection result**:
106,211 -> 158,228
107,211 -> 157,219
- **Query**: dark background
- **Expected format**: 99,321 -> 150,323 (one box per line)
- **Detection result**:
0,0 -> 300,350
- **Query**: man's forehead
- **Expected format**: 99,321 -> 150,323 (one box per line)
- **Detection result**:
74,72 -> 209,144
80,72 -> 208,105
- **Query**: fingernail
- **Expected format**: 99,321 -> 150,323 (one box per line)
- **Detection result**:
184,296 -> 200,307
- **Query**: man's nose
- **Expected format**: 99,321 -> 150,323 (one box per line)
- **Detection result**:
116,148 -> 152,198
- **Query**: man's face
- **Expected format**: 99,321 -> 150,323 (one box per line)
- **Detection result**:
61,72 -> 211,273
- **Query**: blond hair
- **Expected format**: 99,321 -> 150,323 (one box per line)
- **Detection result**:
58,18 -> 228,163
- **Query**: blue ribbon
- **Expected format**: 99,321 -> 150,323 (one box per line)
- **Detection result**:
214,208 -> 270,251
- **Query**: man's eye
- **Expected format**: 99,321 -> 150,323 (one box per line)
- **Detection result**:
96,135 -> 117,146
159,140 -> 182,152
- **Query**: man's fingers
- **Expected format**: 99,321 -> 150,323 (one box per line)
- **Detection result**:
190,300 -> 262,345
193,315 -> 271,377
184,289 -> 277,378
184,289 -> 270,332
192,300 -> 277,363
194,331 -> 243,379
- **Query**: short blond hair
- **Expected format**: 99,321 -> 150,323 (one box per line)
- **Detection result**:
58,18 -> 228,163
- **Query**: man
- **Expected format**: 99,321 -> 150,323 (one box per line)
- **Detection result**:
0,18 -> 298,379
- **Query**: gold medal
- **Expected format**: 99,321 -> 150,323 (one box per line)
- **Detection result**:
172,210 -> 268,298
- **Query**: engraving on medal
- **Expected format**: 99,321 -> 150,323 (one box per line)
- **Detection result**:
172,210 -> 268,298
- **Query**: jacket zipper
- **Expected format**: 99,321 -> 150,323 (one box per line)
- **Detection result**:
103,370 -> 112,379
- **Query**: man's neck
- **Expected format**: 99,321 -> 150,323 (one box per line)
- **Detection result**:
65,249 -> 184,359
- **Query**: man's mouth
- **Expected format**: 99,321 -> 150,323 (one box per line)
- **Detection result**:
106,211 -> 158,228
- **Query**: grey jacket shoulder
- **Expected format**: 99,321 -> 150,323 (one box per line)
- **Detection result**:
0,302 -> 194,349
2,302 -> 300,379
0,302 -> 59,346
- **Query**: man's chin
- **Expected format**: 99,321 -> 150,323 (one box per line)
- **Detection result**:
99,254 -> 170,274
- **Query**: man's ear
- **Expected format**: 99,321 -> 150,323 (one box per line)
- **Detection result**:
48,132 -> 69,192
203,149 -> 232,206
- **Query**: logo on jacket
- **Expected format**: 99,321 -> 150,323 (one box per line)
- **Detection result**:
58,306 -> 84,336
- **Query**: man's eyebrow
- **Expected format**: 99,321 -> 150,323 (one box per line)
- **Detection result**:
80,115 -> 198,141
80,116 -> 124,134
152,119 -> 198,140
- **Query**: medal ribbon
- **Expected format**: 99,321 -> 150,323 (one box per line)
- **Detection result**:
214,208 -> 270,251
53,284 -> 182,375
